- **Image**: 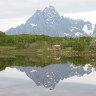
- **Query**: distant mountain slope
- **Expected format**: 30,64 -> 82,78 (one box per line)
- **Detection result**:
6,6 -> 96,37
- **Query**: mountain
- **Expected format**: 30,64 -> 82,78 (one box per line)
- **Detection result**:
11,63 -> 95,90
6,6 -> 96,37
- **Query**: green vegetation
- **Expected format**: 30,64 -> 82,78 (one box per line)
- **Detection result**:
0,31 -> 96,52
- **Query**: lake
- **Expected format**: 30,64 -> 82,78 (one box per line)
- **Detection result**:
0,55 -> 96,96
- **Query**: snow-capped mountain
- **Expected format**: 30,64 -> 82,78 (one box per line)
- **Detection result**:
11,63 -> 96,90
6,6 -> 96,37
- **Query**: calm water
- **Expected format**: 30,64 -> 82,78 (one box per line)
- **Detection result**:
0,55 -> 96,96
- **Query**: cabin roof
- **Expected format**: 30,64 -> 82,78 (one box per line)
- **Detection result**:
54,45 -> 60,46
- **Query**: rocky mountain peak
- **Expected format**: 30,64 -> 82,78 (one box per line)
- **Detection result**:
43,5 -> 56,12
43,5 -> 59,16
6,6 -> 96,37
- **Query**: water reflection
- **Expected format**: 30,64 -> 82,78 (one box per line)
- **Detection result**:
0,55 -> 96,91
0,55 -> 96,71
11,63 -> 96,90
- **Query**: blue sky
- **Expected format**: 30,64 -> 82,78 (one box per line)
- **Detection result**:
0,0 -> 96,31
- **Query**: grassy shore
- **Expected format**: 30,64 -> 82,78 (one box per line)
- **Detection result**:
0,46 -> 96,57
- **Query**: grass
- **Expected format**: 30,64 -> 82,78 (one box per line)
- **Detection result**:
9,49 -> 37,52
62,49 -> 73,52
1,46 -> 96,57
0,46 -> 16,48
0,46 -> 16,51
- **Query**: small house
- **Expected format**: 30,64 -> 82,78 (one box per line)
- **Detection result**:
53,45 -> 61,50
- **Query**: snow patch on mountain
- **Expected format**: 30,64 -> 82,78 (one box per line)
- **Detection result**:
75,32 -> 83,37
82,24 -> 95,35
31,24 -> 37,27
70,27 -> 78,32
64,33 -> 72,37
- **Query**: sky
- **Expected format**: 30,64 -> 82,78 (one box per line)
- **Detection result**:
0,0 -> 96,32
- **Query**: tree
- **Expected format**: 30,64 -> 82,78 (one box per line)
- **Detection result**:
72,40 -> 86,51
89,39 -> 96,51
0,31 -> 6,37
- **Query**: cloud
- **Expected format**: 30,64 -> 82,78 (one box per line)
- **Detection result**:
0,0 -> 96,19
0,0 -> 96,31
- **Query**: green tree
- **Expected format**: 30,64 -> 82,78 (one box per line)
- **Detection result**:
72,40 -> 86,51
89,39 -> 96,51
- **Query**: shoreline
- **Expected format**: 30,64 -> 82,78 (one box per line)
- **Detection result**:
0,50 -> 96,56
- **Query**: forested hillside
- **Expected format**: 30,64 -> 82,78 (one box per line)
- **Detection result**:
0,31 -> 96,51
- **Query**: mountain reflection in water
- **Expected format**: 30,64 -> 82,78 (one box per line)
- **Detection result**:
0,55 -> 96,92
11,63 -> 96,90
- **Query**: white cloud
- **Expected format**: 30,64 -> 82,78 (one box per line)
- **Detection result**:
0,17 -> 29,32
0,0 -> 96,18
63,11 -> 96,24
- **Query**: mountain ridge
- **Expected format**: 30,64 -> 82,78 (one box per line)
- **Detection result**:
6,5 -> 96,37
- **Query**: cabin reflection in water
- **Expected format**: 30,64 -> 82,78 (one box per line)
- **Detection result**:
52,56 -> 61,60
